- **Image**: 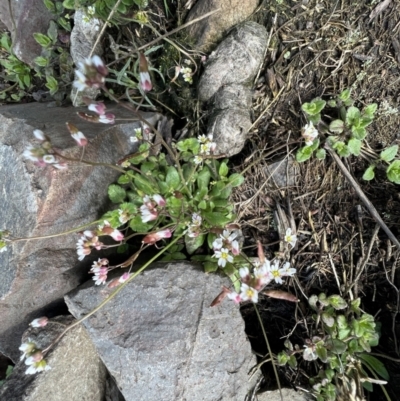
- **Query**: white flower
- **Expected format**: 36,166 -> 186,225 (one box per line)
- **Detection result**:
281,262 -> 296,277
240,284 -> 258,303
254,262 -> 273,285
19,340 -> 36,361
214,248 -> 233,268
270,260 -> 285,284
284,228 -> 297,248
25,359 -> 51,375
239,267 -> 249,280
43,154 -> 56,164
193,155 -> 203,164
302,122 -> 319,146
33,129 -> 45,141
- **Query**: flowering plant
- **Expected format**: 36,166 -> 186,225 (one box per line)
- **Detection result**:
0,55 -> 299,375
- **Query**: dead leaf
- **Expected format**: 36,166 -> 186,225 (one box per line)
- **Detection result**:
369,0 -> 391,20
263,290 -> 299,302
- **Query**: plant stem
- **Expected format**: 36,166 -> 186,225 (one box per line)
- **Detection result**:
10,220 -> 102,243
254,303 -> 283,401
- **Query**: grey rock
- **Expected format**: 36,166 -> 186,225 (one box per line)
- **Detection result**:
257,388 -> 311,401
0,102 -> 161,361
208,108 -> 252,157
0,316 -> 107,401
70,9 -> 104,106
0,0 -> 54,66
198,21 -> 268,103
186,0 -> 260,52
65,262 -> 259,401
198,22 -> 267,157
265,157 -> 299,188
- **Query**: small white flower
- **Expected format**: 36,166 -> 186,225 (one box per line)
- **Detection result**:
239,267 -> 249,279
214,248 -> 233,268
240,284 -> 258,303
33,129 -> 45,141
302,122 -> 319,146
281,262 -> 296,277
284,228 -> 297,248
193,155 -> 203,164
19,340 -> 36,361
270,260 -> 285,284
25,360 -> 51,375
43,154 -> 56,164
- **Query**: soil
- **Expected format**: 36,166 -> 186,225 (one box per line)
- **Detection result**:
2,0 -> 400,400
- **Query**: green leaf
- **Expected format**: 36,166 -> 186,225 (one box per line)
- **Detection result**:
339,89 -> 351,102
346,106 -> 361,126
204,261 -> 218,272
45,76 -> 58,95
296,145 -> 313,162
364,103 -> 378,117
219,161 -> 229,177
351,126 -> 367,140
328,338 -> 347,354
176,138 -> 200,153
47,20 -> 58,44
197,166 -> 211,189
315,148 -> 326,160
34,56 -> 49,67
23,74 -> 31,88
387,160 -> 400,184
332,141 -> 350,157
166,166 -> 180,190
228,173 -> 244,187
129,215 -> 152,232
57,16 -> 71,31
329,119 -> 344,134
309,114 -> 321,125
108,184 -> 126,203
33,33 -> 52,48
347,138 -> 361,156
309,294 -> 319,310
328,295 -> 347,310
350,298 -> 361,314
380,145 -> 398,162
62,0 -> 75,8
202,211 -> 232,226
277,352 -> 289,366
322,312 -> 335,327
43,0 -> 56,13
313,99 -> 326,113
185,233 -> 205,254
358,116 -> 374,128
359,354 -> 389,380
363,165 -> 375,181
133,174 -> 156,194
316,342 -> 328,362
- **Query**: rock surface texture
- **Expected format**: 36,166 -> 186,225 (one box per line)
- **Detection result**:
0,316 -> 107,401
198,22 -> 267,157
186,0 -> 260,52
0,0 -> 54,66
0,102 -> 160,361
70,9 -> 104,105
65,262 -> 259,401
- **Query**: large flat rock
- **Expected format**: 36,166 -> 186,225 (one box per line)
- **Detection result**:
65,262 -> 259,401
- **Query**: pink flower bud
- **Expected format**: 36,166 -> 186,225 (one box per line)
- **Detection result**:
142,229 -> 172,244
88,102 -> 106,115
66,123 -> 88,146
139,53 -> 152,92
30,317 -> 48,328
